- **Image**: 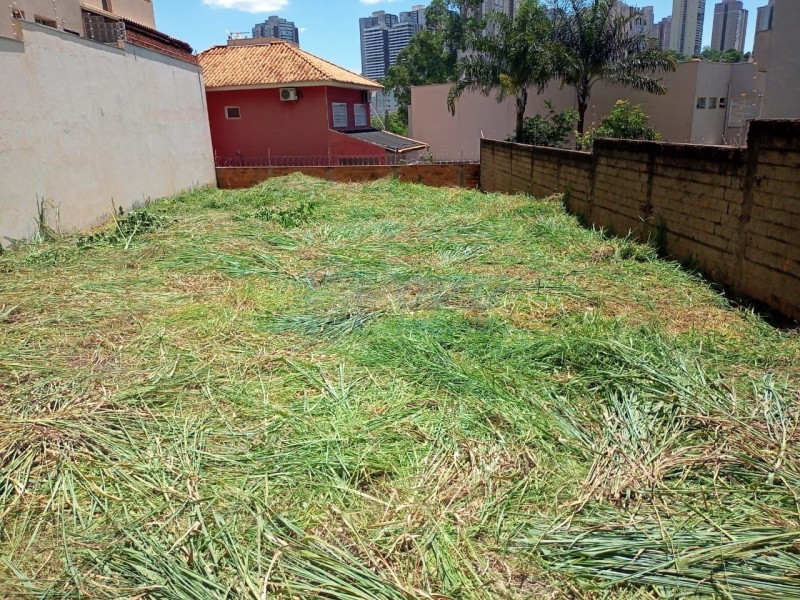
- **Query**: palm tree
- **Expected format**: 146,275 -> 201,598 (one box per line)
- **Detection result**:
551,0 -> 677,134
448,0 -> 554,143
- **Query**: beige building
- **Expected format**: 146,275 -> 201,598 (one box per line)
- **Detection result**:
2,0 -> 155,40
753,0 -> 800,119
0,1 -> 215,245
409,59 -> 767,161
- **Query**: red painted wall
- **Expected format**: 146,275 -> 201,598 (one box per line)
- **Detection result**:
206,85 -> 376,161
326,88 -> 372,131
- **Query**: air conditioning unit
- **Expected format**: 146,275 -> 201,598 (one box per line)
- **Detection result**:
280,87 -> 298,102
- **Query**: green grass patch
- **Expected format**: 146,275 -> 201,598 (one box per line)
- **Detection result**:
1,173 -> 798,598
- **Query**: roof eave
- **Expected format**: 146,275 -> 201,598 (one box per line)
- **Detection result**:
393,143 -> 429,154
205,81 -> 383,92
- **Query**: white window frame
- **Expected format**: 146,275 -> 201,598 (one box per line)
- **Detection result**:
332,103 -> 348,128
225,106 -> 241,120
354,103 -> 368,127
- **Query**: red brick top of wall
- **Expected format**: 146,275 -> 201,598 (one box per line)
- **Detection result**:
126,30 -> 199,66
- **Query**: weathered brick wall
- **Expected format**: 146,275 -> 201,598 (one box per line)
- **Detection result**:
480,120 -> 800,321
743,122 -> 800,319
217,163 -> 481,190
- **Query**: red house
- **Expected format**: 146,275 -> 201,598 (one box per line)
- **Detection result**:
198,39 -> 428,166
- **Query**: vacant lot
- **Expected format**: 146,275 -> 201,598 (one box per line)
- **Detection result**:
1,175 -> 799,598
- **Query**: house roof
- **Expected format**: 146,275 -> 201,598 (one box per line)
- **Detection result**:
122,18 -> 194,55
343,130 -> 429,154
198,42 -> 383,91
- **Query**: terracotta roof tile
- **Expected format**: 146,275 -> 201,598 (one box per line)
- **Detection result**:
198,42 -> 383,90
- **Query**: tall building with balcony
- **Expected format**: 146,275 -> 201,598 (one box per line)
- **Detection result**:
252,16 -> 299,46
614,3 -> 655,39
652,15 -> 673,49
711,0 -> 748,51
359,11 -> 398,80
1,0 -> 156,39
359,8 -> 425,80
636,6 -> 655,36
400,6 -> 427,28
670,0 -> 707,56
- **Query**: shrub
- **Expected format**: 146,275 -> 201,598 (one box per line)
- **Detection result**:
576,100 -> 660,151
511,101 -> 578,148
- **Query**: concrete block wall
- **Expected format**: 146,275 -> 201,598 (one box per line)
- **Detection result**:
217,163 -> 481,190
480,120 -> 800,321
0,22 -> 215,246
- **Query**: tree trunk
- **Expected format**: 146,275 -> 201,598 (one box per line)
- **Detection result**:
515,88 -> 528,142
577,99 -> 589,135
576,85 -> 589,135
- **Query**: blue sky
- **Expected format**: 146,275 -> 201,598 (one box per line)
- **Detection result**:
154,1 -> 765,74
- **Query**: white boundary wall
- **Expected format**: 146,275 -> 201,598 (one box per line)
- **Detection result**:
0,21 -> 215,245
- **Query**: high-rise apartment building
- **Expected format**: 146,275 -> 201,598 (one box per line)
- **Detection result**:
485,0 -> 518,20
359,8 -> 425,80
670,0 -> 707,56
636,6 -> 656,36
252,16 -> 299,45
400,5 -> 427,28
711,1 -> 748,51
652,15 -> 673,49
616,3 -> 655,37
756,0 -> 775,32
388,22 -> 419,65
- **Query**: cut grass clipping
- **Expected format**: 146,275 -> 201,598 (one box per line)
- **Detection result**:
1,174 -> 799,598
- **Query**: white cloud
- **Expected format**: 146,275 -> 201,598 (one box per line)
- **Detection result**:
203,0 -> 289,13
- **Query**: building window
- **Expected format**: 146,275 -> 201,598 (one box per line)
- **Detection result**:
708,97 -> 718,110
332,103 -> 348,128
728,97 -> 757,127
12,9 -> 24,19
354,104 -> 368,127
102,0 -> 113,12
34,16 -> 58,28
225,106 -> 241,120
696,97 -> 707,110
719,97 -> 727,109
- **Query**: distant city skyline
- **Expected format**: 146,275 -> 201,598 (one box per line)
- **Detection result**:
152,1 -> 767,76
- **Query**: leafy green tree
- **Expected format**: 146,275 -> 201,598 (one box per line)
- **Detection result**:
551,0 -> 677,134
425,0 -> 485,52
575,99 -> 660,150
371,112 -> 409,137
512,101 -> 578,147
700,47 -> 745,63
384,30 -> 456,112
700,47 -> 723,62
383,0 -> 484,131
722,48 -> 745,63
448,0 -> 554,142
665,49 -> 689,62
